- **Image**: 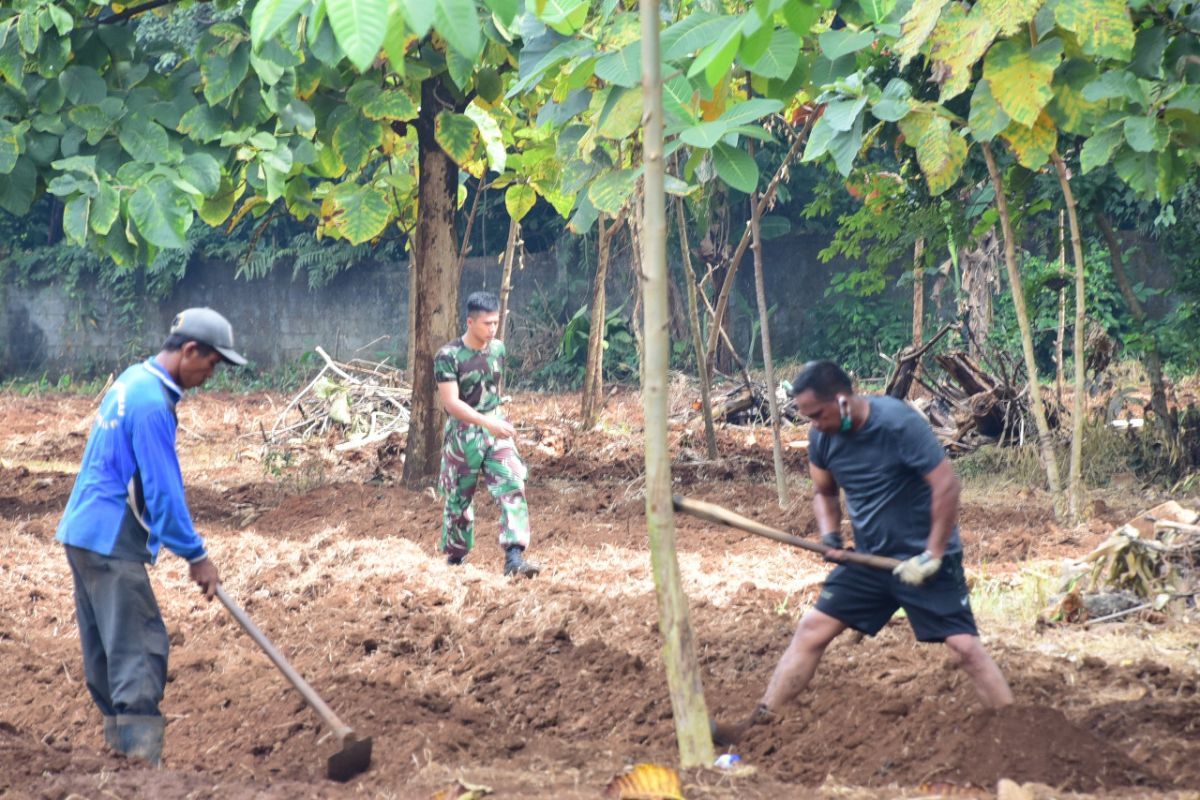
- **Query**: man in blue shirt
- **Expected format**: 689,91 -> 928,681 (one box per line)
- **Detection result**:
713,360 -> 1011,745
57,308 -> 246,766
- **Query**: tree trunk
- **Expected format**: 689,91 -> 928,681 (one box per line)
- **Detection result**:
1095,213 -> 1176,441
582,214 -> 621,427
402,81 -> 463,487
981,143 -> 1062,505
704,117 -> 814,376
913,237 -> 925,347
628,190 -> 646,388
1055,210 -> 1066,409
1051,152 -> 1086,523
497,216 -> 518,342
676,195 -> 718,460
639,0 -> 713,769
749,159 -> 787,508
407,257 -> 417,375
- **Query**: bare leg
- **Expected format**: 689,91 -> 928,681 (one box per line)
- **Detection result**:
760,609 -> 847,711
945,633 -> 1014,707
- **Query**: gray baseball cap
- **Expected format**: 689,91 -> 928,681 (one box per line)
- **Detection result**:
169,308 -> 247,365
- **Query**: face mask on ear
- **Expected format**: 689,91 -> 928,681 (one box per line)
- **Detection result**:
838,396 -> 852,433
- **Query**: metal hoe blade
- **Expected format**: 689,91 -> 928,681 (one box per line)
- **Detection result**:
328,734 -> 373,782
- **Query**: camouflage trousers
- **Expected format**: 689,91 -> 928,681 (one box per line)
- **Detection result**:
439,418 -> 530,559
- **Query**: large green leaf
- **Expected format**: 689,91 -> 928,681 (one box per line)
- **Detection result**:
1046,60 -> 1108,135
819,28 -> 875,61
198,176 -> 241,225
1113,148 -> 1155,198
180,153 -> 222,196
982,37 -> 1062,128
829,112 -> 864,176
745,28 -> 801,80
435,0 -> 482,59
326,0 -> 389,71
201,42 -> 251,104
465,103 -> 506,175
687,23 -> 742,88
397,0 -> 434,37
329,184 -> 390,243
1080,123 -> 1122,174
435,111 -> 480,166
594,42 -> 641,88
823,96 -> 867,132
896,0 -> 948,68
129,177 -> 189,249
60,66 -> 107,105
976,0 -> 1041,37
250,0 -> 309,45
0,119 -> 18,174
927,3 -> 998,101
868,78 -> 909,123
177,105 -> 232,143
91,181 -> 120,235
540,0 -> 589,35
663,13 -> 727,61
333,113 -> 383,172
898,113 -> 966,195
0,157 -> 35,214
362,88 -> 418,121
860,0 -> 898,25
968,78 -> 1009,141
63,195 -> 90,246
1082,70 -> 1145,105
118,113 -> 171,161
1000,112 -> 1056,169
587,168 -> 636,214
712,142 -> 759,193
1055,0 -> 1134,61
597,86 -> 643,139
1123,116 -> 1166,153
505,183 -> 536,221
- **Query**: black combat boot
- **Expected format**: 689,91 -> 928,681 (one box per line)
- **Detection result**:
503,545 -> 541,578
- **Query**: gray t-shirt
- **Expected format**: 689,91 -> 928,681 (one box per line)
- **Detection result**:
808,395 -> 959,558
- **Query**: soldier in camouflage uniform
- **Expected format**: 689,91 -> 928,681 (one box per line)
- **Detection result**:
435,291 -> 541,577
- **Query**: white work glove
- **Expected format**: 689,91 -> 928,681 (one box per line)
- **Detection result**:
893,551 -> 942,586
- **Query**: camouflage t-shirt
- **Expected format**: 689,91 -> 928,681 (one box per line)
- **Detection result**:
434,338 -> 505,412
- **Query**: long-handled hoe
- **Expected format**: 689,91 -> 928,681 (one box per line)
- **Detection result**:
216,585 -> 373,781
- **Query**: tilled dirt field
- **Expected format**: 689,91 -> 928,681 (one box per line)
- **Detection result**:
0,389 -> 1197,799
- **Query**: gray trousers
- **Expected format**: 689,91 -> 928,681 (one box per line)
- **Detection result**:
65,545 -> 168,717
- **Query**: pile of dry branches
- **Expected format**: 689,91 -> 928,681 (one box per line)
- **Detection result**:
266,346 -> 411,452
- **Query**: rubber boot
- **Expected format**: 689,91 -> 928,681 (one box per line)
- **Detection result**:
115,714 -> 164,767
503,544 -> 541,578
102,715 -> 119,750
447,553 -> 466,565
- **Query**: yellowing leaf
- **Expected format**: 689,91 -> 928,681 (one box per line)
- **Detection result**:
604,764 -> 684,800
1000,111 -> 1057,169
1055,0 -> 1134,60
327,184 -> 390,244
505,183 -> 536,221
434,111 -> 480,167
898,112 -> 967,196
1047,59 -> 1109,135
896,0 -> 948,68
982,37 -> 1062,129
976,0 -> 1042,37
927,4 -> 999,101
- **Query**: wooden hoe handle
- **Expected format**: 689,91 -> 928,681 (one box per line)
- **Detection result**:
216,585 -> 355,743
672,495 -> 903,571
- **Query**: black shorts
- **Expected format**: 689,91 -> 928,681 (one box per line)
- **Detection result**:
814,553 -> 978,642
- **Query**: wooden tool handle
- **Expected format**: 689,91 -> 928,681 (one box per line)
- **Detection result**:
216,585 -> 354,741
672,495 -> 903,571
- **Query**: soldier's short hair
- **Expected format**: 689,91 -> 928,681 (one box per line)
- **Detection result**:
790,360 -> 852,400
466,291 -> 500,317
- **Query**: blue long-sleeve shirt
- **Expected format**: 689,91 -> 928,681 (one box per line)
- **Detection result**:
57,359 -> 207,564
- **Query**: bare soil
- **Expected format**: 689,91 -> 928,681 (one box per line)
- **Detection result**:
0,389 -> 1197,799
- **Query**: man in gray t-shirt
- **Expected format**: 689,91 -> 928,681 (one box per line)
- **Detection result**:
712,360 -> 1012,747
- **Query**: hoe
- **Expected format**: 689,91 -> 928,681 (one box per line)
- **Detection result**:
217,585 -> 373,782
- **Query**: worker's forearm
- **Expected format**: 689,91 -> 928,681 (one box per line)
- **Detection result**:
813,492 -> 841,535
925,481 -> 960,557
442,398 -> 489,427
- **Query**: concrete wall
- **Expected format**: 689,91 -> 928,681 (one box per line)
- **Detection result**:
0,232 -> 875,376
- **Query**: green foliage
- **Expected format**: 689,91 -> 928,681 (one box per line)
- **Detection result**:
533,303 -> 639,389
